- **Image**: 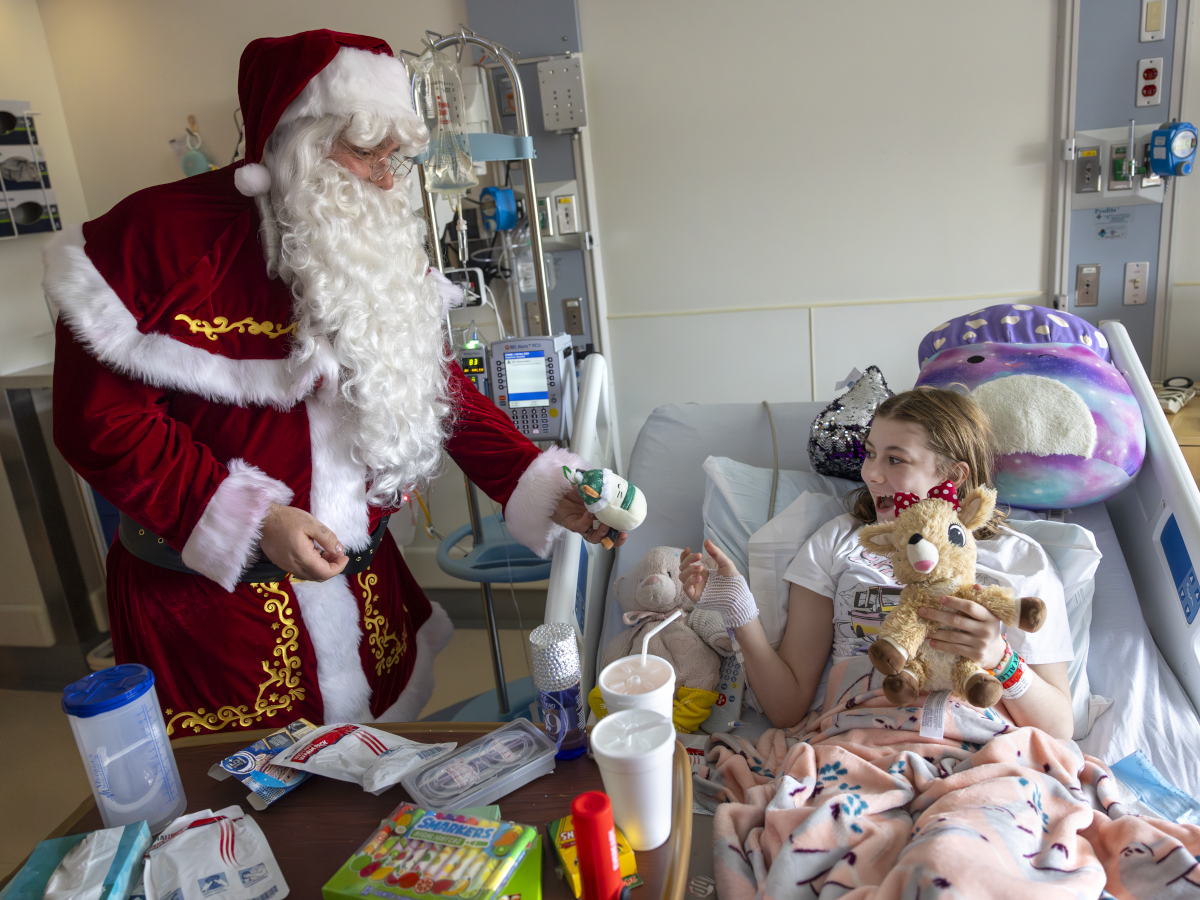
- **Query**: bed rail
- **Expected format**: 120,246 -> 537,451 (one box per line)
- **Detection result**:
545,353 -> 618,697
1104,321 -> 1200,717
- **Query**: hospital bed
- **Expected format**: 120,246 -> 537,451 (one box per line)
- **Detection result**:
544,322 -> 1200,799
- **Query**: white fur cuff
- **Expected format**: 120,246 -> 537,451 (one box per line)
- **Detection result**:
180,458 -> 294,591
428,267 -> 466,315
373,601 -> 454,722
504,446 -> 589,558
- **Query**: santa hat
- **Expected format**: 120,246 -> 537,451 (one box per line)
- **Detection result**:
233,29 -> 425,198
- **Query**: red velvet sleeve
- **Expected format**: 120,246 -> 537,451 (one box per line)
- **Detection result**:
442,362 -> 542,509
52,319 -> 228,551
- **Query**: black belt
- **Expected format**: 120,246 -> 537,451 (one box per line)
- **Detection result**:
118,512 -> 391,583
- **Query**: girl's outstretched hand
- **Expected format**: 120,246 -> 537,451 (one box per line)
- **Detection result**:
679,547 -> 707,602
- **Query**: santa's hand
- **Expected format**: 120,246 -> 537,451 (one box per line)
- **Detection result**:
552,490 -> 627,548
694,539 -> 758,628
260,503 -> 349,582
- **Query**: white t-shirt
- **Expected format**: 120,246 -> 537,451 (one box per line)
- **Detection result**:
784,513 -> 1073,665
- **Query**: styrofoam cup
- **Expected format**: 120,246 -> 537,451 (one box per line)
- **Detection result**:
598,654 -> 675,724
590,708 -> 675,850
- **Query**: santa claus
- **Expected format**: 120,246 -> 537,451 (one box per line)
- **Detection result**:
43,30 -> 613,736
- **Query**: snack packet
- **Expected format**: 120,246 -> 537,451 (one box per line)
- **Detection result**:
143,805 -> 288,900
271,723 -> 455,795
209,718 -> 317,810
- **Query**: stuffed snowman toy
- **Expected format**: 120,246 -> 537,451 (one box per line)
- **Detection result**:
562,467 -> 648,548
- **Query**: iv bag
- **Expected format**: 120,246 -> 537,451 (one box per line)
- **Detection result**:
418,47 -> 479,199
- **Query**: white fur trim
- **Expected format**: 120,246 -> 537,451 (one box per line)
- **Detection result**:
504,446 -> 589,558
43,225 -> 337,411
305,387 -> 370,551
428,267 -> 465,315
373,601 -> 454,722
279,46 -> 422,145
179,458 -> 293,590
234,163 -> 272,197
292,576 -> 373,723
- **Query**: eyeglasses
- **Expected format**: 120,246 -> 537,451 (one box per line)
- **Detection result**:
339,141 -> 416,182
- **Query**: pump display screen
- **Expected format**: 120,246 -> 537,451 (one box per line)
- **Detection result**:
460,355 -> 486,375
504,350 -> 549,408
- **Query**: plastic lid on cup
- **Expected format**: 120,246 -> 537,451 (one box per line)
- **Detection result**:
591,708 -> 674,758
62,664 -> 155,718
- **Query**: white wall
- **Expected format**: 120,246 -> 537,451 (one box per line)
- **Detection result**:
1167,8 -> 1200,382
577,0 -> 1058,461
0,0 -> 90,645
0,0 -> 88,374
37,0 -> 467,217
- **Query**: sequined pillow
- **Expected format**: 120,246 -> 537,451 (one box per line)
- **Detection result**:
807,366 -> 892,479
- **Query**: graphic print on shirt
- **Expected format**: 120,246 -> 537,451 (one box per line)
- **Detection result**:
831,544 -> 898,657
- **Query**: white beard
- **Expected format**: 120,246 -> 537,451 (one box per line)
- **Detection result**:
271,157 -> 450,508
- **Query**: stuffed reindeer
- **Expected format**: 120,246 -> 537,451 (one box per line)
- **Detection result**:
858,484 -> 1047,708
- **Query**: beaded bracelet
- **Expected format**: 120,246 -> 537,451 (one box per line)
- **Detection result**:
990,639 -> 1017,679
995,650 -> 1019,684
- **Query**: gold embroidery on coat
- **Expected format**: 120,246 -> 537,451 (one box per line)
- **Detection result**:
174,313 -> 296,341
165,582 -> 306,735
359,571 -> 405,676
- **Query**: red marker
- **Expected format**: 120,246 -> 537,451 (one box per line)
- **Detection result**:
570,792 -> 627,900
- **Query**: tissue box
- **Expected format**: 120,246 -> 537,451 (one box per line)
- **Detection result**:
0,821 -> 150,900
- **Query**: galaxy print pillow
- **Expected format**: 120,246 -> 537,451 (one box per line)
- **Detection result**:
915,304 -> 1144,509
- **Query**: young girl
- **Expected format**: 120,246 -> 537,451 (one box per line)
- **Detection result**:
684,387 -> 1076,739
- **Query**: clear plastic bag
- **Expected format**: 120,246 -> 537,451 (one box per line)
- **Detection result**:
418,47 -> 479,199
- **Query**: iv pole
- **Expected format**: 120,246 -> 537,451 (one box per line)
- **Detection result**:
410,28 -> 554,716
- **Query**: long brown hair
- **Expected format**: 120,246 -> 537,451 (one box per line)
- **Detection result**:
846,386 -> 1007,538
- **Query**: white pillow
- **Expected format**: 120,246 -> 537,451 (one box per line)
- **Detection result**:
702,456 -> 1108,740
700,455 -> 859,577
1003,517 -> 1112,738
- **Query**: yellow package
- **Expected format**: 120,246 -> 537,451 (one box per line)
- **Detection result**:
545,815 -> 641,898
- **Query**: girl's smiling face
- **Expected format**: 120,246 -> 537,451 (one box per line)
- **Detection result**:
861,416 -> 968,520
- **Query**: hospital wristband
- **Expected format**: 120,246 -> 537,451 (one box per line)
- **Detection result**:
1000,653 -> 1033,700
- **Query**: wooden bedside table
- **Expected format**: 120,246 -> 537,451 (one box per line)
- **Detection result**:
1165,398 -> 1200,486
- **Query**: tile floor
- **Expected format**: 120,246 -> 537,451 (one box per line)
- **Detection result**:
0,625 -> 534,881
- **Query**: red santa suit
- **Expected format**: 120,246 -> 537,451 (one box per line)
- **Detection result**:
44,30 -> 584,736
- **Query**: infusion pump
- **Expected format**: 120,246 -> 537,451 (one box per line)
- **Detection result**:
490,334 -> 572,441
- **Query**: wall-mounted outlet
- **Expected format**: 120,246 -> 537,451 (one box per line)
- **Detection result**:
1076,264 -> 1100,307
1124,261 -> 1149,305
1137,57 -> 1164,107
555,195 -> 579,234
562,297 -> 584,335
1076,148 -> 1101,192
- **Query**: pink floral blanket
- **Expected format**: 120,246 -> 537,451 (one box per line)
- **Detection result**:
693,657 -> 1200,899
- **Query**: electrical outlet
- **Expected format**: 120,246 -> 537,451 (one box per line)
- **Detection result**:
1076,148 -> 1101,192
1076,264 -> 1099,307
562,298 -> 584,335
1124,262 -> 1149,305
1137,57 -> 1163,107
555,195 -> 579,234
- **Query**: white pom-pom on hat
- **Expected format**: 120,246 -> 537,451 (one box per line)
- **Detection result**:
234,163 -> 272,197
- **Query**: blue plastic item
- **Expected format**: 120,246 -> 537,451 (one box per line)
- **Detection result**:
62,664 -> 154,718
480,186 -> 518,231
436,513 -> 552,583
1149,121 -> 1198,177
417,133 -> 535,165
1111,750 -> 1200,824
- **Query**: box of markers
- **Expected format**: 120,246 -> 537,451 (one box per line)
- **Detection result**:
322,803 -> 538,900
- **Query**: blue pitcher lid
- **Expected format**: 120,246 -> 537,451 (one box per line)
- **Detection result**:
62,664 -> 155,718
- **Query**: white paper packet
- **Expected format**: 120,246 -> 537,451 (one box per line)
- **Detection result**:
270,723 -> 455,795
143,805 -> 288,900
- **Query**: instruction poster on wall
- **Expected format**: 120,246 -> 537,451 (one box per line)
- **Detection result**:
0,99 -> 61,239
1095,207 -> 1130,240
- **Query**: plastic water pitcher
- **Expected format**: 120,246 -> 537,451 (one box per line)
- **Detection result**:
62,665 -> 186,834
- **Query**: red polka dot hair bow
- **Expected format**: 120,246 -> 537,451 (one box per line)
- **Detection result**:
891,480 -> 961,513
